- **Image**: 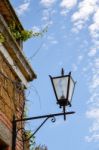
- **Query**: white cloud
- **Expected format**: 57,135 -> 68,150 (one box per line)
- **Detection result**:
16,0 -> 31,16
86,108 -> 99,120
41,8 -> 55,27
89,59 -> 99,90
32,26 -> 40,32
60,10 -> 68,16
85,134 -> 99,142
90,76 -> 99,90
40,0 -> 56,7
71,5 -> 99,142
47,35 -> 58,44
89,121 -> 99,133
95,59 -> 99,68
42,9 -> 50,21
89,62 -> 99,93
78,55 -> 83,61
88,48 -> 97,57
72,0 -> 99,31
60,0 -> 77,9
60,0 -> 77,16
89,9 -> 99,40
42,43 -> 48,49
51,40 -> 58,44
85,56 -> 99,142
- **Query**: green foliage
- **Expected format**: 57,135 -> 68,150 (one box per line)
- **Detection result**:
24,105 -> 28,118
9,22 -> 47,42
9,21 -> 21,40
21,30 -> 33,41
23,107 -> 35,149
0,33 -> 5,43
32,26 -> 48,38
24,130 -> 35,150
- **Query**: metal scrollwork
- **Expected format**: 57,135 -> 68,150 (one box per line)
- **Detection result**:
51,116 -> 56,123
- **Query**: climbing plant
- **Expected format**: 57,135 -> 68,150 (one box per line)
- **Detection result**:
0,33 -> 5,43
9,21 -> 47,42
24,131 -> 35,150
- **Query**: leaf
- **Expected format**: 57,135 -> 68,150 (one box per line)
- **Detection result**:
0,33 -> 5,43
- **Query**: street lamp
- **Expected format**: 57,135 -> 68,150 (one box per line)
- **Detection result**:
12,68 -> 76,150
50,68 -> 76,120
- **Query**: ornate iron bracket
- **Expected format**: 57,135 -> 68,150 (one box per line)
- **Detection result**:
12,111 -> 75,150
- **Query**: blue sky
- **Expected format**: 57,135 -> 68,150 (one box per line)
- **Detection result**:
10,0 -> 99,150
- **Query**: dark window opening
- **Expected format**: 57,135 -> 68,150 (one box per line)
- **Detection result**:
0,139 -> 8,150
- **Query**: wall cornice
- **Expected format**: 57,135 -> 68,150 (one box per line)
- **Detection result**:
0,14 -> 36,84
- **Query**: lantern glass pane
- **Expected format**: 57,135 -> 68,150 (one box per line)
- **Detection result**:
68,77 -> 75,102
53,77 -> 68,100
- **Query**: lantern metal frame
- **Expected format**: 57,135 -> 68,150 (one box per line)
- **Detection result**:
12,69 -> 76,150
49,69 -> 76,120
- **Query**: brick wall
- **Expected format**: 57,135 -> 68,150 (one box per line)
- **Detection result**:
0,52 -> 25,150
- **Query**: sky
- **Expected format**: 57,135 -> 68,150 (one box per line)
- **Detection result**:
10,0 -> 99,150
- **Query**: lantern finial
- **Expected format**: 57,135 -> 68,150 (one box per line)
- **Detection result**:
61,68 -> 64,76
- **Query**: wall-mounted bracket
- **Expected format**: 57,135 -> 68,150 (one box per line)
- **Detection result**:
12,111 -> 75,150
